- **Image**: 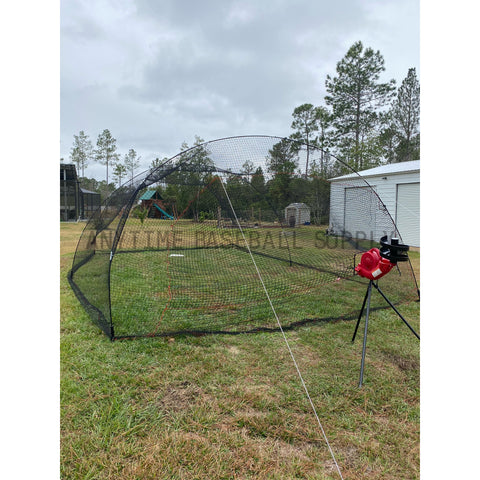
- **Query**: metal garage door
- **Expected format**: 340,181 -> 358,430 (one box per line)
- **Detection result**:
396,182 -> 420,247
344,186 -> 378,241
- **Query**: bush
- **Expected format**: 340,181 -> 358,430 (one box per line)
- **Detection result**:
133,205 -> 149,224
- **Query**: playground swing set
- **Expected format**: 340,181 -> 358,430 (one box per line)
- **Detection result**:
139,189 -> 175,220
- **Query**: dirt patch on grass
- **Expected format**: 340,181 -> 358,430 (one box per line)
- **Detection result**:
227,345 -> 240,355
157,381 -> 206,412
381,351 -> 419,372
324,445 -> 360,472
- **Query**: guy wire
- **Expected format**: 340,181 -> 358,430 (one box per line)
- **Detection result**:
219,176 -> 344,480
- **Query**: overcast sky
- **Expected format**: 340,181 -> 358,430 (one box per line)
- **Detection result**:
60,0 -> 419,179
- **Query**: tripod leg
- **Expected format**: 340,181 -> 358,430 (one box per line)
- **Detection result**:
373,283 -> 420,340
352,282 -> 371,343
359,280 -> 373,388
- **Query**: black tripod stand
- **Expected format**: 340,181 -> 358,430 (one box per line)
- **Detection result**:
352,236 -> 420,387
352,279 -> 420,387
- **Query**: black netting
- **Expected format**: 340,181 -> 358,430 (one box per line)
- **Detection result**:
69,136 -> 419,340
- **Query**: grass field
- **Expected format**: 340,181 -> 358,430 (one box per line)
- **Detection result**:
61,221 -> 420,479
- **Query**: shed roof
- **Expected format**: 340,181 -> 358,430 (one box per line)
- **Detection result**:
286,203 -> 310,209
80,188 -> 100,195
329,160 -> 420,182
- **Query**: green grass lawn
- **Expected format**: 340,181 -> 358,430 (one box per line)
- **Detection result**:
74,219 -> 419,340
61,222 -> 420,479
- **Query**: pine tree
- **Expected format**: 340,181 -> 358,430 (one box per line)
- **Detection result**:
70,130 -> 93,177
314,106 -> 332,178
391,68 -> 420,162
94,129 -> 120,184
113,163 -> 127,187
150,157 -> 168,170
325,41 -> 396,170
124,148 -> 141,182
290,103 -> 320,177
266,138 -> 299,209
241,160 -> 255,181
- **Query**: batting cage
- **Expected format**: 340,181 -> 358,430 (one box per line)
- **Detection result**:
68,136 -> 419,340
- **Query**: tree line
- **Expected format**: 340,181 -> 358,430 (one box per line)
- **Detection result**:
65,41 -> 419,207
144,135 -> 332,224
290,41 -> 419,176
64,128 -> 145,199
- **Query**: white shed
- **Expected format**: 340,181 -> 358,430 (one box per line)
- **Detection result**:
328,161 -> 420,247
285,203 -> 311,227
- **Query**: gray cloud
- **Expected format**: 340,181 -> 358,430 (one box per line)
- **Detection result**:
61,0 -> 419,178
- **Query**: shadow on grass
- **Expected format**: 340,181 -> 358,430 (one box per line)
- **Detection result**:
113,303 -> 406,340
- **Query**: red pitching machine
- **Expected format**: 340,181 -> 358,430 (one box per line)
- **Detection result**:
352,236 -> 419,387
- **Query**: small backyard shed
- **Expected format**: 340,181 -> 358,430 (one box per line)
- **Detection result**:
328,160 -> 420,247
285,203 -> 311,227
